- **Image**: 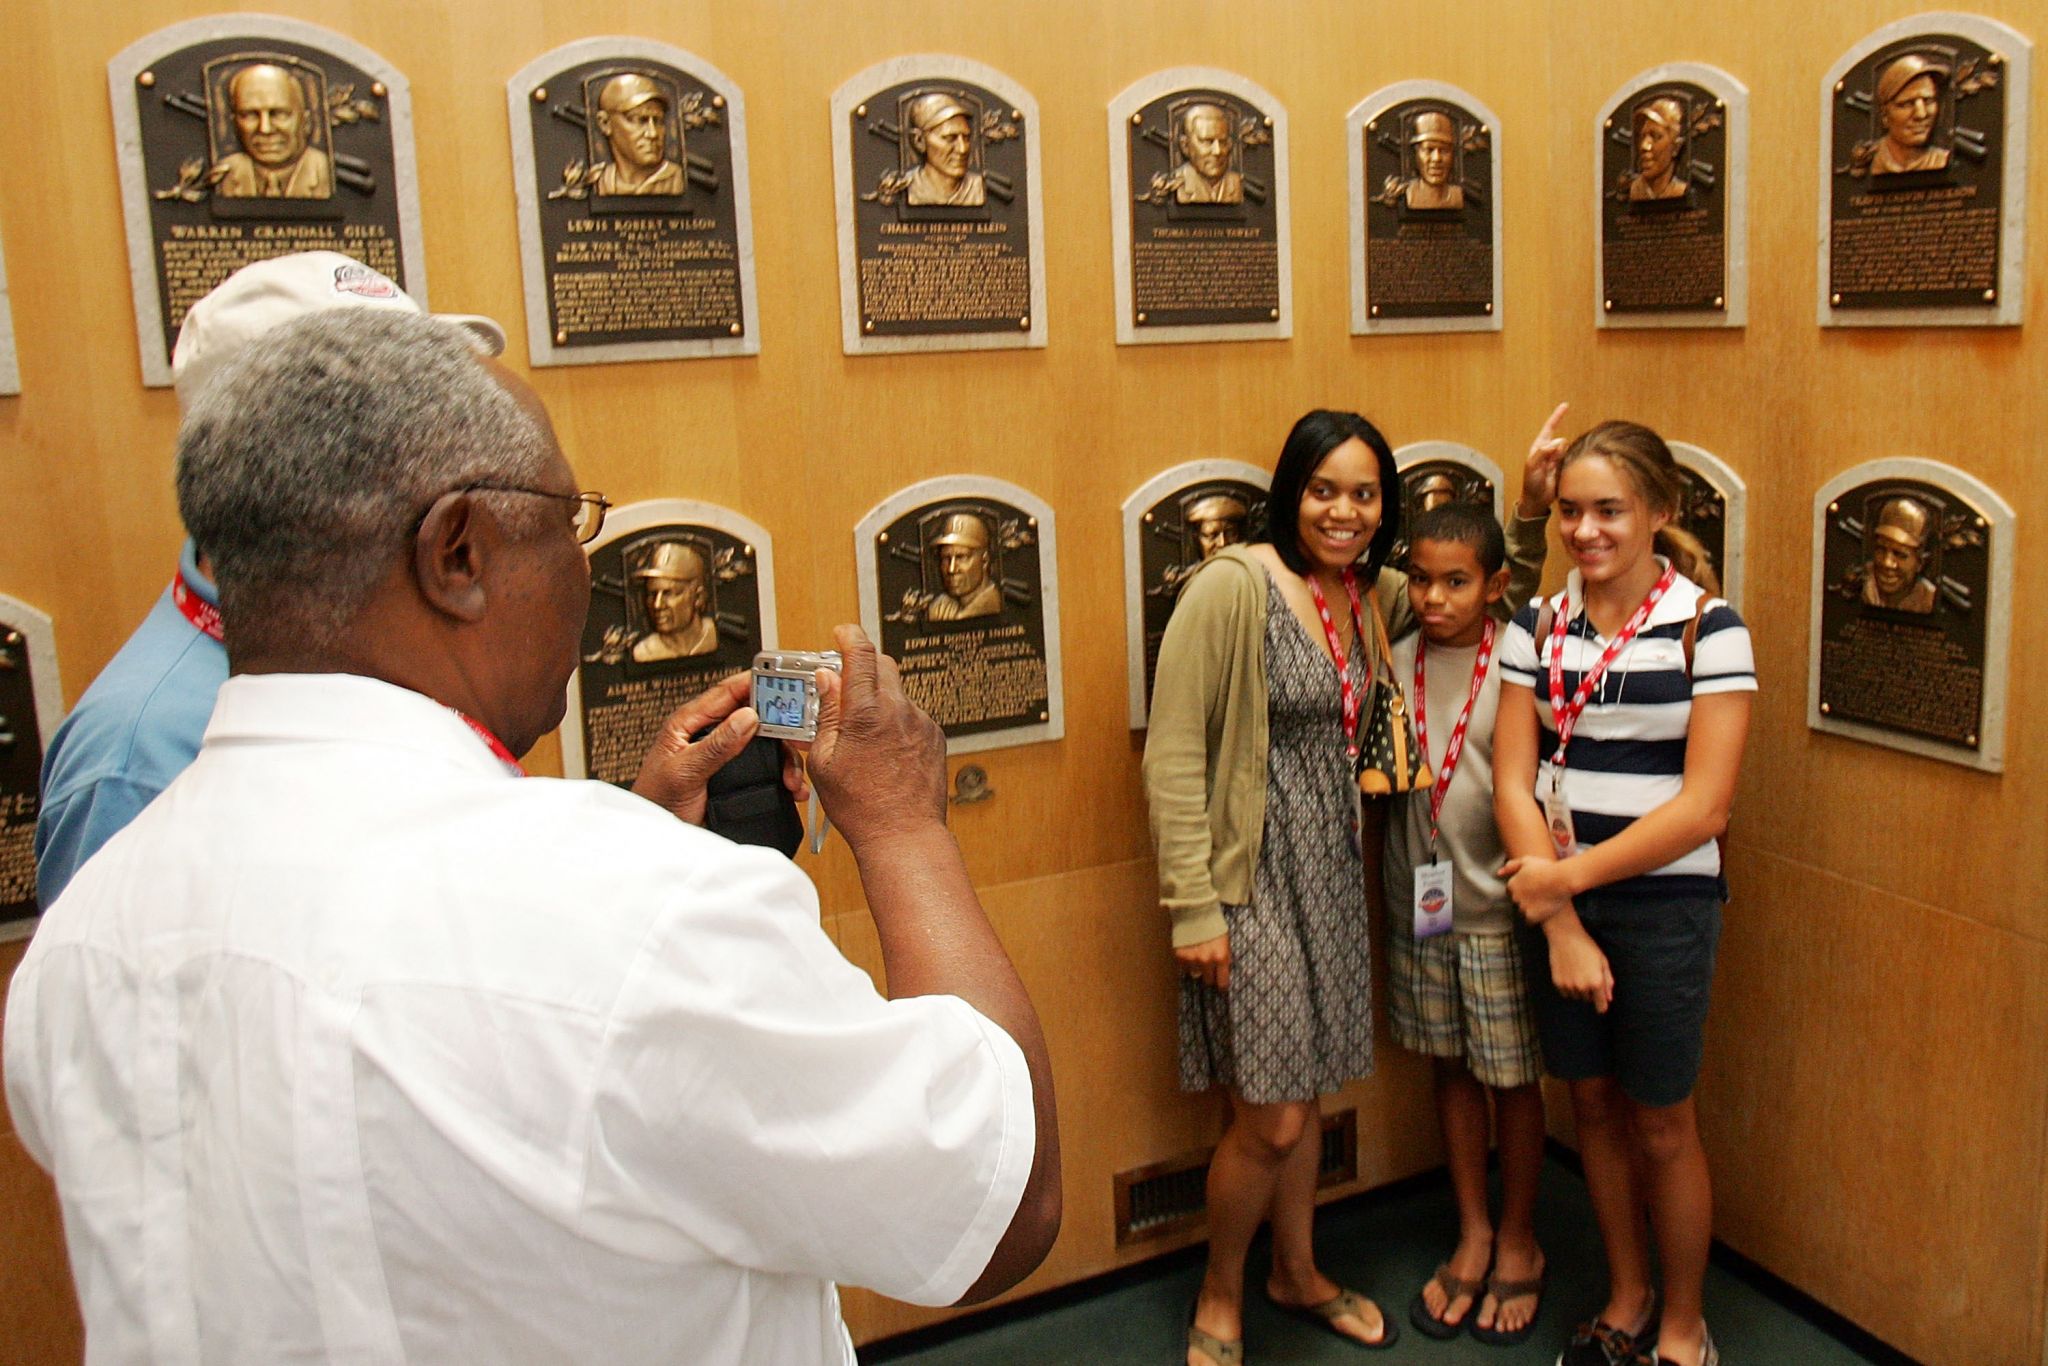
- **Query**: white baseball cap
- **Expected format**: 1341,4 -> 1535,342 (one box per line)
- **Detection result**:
170,251 -> 507,411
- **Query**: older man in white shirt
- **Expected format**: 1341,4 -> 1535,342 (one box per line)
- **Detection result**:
4,310 -> 1059,1364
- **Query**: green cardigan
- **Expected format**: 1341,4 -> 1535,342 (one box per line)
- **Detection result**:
1141,519 -> 1549,947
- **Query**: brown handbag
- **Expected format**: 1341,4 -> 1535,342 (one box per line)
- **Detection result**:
1355,588 -> 1433,797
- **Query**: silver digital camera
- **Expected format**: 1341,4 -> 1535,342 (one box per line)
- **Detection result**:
751,650 -> 842,741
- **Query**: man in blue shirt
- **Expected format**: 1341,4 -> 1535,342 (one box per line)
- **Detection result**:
34,252 -> 504,907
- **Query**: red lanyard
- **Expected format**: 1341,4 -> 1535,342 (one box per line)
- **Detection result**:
1414,618 -> 1496,848
1546,563 -> 1678,767
454,711 -> 527,777
172,570 -> 224,642
1306,569 -> 1368,760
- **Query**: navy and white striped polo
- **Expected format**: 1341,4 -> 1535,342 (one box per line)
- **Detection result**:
1499,564 -> 1757,896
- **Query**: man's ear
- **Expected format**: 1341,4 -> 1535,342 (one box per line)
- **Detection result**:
414,491 -> 493,623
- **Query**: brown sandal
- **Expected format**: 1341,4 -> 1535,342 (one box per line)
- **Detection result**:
1185,1302 -> 1242,1366
1408,1262 -> 1486,1339
1468,1266 -> 1546,1346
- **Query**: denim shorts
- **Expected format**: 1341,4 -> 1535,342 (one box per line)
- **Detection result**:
1517,886 -> 1722,1108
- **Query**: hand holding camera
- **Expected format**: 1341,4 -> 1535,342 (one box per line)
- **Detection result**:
805,624 -> 949,852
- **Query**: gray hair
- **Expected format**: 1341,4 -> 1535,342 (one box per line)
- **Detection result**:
175,309 -> 552,651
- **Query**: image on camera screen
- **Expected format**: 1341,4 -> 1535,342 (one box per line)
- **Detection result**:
757,674 -> 809,730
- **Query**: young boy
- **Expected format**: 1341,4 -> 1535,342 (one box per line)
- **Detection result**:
1385,497 -> 1554,1346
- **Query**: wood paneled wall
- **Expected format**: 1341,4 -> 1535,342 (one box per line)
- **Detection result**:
0,3 -> 2041,1363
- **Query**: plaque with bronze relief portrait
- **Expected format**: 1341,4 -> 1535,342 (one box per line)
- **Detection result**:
560,500 -> 776,785
1809,460 -> 2013,772
509,39 -> 760,366
831,57 -> 1047,355
1110,68 -> 1291,344
1390,441 -> 1504,567
0,225 -> 17,396
1349,82 -> 1500,333
0,594 -> 62,940
856,478 -> 1063,754
1597,65 -> 1748,328
1122,461 -> 1271,727
110,16 -> 426,387
1820,16 -> 2031,326
1669,441 -> 1747,610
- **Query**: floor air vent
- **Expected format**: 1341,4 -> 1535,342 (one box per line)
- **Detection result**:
1113,1107 -> 1358,1246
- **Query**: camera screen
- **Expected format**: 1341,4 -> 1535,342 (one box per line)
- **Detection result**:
755,673 -> 809,730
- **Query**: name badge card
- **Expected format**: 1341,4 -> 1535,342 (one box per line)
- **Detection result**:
1413,860 -> 1454,938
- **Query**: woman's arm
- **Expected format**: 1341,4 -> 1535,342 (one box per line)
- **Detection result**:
1142,560 -> 1251,987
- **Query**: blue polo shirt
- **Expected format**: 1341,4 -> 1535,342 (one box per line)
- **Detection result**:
34,542 -> 228,909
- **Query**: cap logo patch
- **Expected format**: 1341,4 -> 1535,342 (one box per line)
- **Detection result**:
332,263 -> 399,299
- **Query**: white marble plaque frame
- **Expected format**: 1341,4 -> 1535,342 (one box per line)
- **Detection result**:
0,593 -> 63,942
0,226 -> 18,396
1348,81 -> 1504,336
109,14 -> 429,387
1808,458 -> 2013,770
1109,67 -> 1292,346
830,55 -> 1048,356
1122,459 -> 1270,728
508,38 -> 761,366
1817,13 -> 2031,328
560,498 -> 778,780
856,476 -> 1063,755
1671,441 -> 1747,610
1595,64 -> 1750,330
1395,441 -> 1506,522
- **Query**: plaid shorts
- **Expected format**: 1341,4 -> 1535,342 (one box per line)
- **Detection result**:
1386,927 -> 1544,1090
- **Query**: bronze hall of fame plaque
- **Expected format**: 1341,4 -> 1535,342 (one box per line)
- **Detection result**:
1669,441 -> 1748,609
1349,83 -> 1501,333
831,56 -> 1048,355
1391,441 -> 1504,567
1597,64 -> 1749,328
1109,68 -> 1291,345
856,478 -> 1064,755
0,594 -> 63,940
1809,460 -> 2014,773
509,39 -> 760,366
110,16 -> 427,387
560,500 -> 777,785
1121,461 -> 1271,728
1820,15 -> 2032,327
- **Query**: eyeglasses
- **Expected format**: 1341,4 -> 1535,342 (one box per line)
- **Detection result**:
459,482 -> 612,544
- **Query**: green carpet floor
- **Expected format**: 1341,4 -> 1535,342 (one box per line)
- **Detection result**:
863,1158 -> 1900,1364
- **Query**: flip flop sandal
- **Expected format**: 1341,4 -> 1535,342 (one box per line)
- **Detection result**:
1185,1301 -> 1242,1366
1265,1286 -> 1400,1351
1407,1262 -> 1487,1340
1468,1267 -> 1546,1346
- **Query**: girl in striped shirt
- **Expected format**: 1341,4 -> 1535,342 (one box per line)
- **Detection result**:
1493,420 -> 1755,1366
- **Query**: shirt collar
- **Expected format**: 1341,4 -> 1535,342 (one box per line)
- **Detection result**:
202,673 -> 523,780
1559,556 -> 1684,632
179,539 -> 219,606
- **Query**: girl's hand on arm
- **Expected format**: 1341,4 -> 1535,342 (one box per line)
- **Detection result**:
1500,854 -> 1575,925
1174,933 -> 1231,991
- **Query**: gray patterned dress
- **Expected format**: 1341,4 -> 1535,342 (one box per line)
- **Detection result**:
1178,573 -> 1378,1103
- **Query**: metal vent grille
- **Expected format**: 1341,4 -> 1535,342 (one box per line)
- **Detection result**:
1112,1107 -> 1358,1246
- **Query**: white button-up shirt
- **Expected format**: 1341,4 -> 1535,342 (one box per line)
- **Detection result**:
6,674 -> 1034,1365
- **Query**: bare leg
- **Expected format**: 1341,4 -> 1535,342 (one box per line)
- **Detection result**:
1420,1057 -> 1493,1328
1189,1095 -> 1313,1362
1633,1096 -> 1712,1365
1475,1080 -> 1547,1334
1568,1077 -> 1657,1335
1263,1097 -> 1390,1346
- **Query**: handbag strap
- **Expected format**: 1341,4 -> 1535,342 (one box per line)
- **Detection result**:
1364,585 -> 1394,678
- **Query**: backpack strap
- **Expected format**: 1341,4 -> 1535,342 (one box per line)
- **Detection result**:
1681,592 -> 1713,677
